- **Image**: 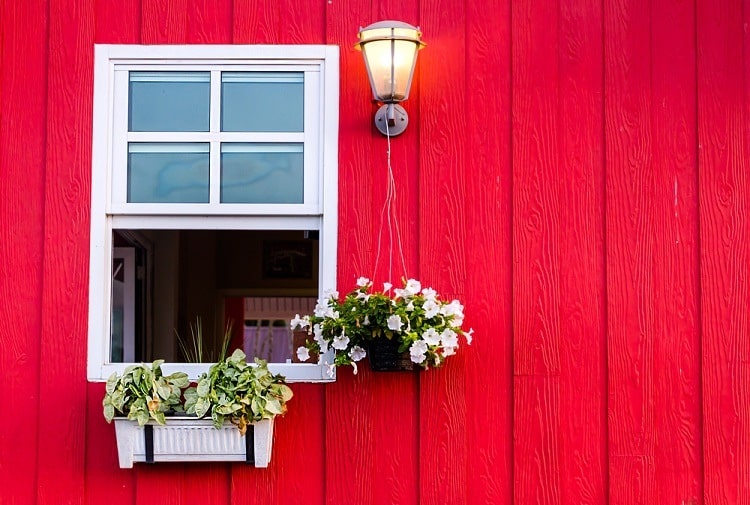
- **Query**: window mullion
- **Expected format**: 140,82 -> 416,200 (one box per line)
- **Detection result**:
210,70 -> 222,205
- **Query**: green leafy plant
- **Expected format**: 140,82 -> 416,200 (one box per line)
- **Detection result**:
184,349 -> 293,435
102,360 -> 189,425
291,277 -> 473,374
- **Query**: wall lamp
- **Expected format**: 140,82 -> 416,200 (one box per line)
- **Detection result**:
355,20 -> 425,136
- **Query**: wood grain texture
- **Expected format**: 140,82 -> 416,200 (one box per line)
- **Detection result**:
698,0 -> 750,502
514,377 -> 561,504
142,0 -> 187,44
464,0 -> 513,503
651,0 -> 703,503
87,4 -> 140,503
558,0 -> 608,503
0,1 -> 47,503
35,0 -> 95,503
511,0 -> 561,379
95,0 -> 140,42
418,0 -> 468,504
604,0 -> 656,502
511,0 -> 563,503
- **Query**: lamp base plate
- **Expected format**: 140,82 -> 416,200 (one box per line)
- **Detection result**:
374,104 -> 408,136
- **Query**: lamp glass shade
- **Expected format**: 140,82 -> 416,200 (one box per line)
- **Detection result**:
357,21 -> 423,103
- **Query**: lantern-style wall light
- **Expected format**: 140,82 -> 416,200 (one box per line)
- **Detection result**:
355,20 -> 425,136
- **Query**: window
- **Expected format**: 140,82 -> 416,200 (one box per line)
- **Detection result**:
88,45 -> 339,381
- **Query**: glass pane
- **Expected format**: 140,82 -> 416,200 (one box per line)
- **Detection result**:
128,143 -> 209,203
129,72 -> 210,132
221,72 -> 303,132
221,143 -> 303,203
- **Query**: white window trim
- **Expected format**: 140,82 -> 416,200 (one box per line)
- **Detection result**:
88,44 -> 339,382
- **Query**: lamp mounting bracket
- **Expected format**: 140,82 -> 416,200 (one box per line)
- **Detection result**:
374,104 -> 408,136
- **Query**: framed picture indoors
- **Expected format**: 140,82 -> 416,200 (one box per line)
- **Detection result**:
262,240 -> 314,279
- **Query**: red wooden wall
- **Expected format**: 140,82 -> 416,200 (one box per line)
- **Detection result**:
0,0 -> 748,503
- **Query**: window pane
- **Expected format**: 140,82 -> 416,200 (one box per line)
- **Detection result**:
129,72 -> 210,132
221,72 -> 303,132
128,143 -> 209,203
221,143 -> 303,203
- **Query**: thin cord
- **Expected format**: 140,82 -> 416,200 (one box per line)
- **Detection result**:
372,109 -> 409,283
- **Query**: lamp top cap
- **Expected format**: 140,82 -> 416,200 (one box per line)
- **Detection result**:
356,20 -> 426,49
360,20 -> 420,32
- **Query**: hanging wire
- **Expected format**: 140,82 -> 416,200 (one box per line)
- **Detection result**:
372,111 -> 409,283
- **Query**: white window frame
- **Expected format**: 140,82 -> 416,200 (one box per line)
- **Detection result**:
88,44 -> 339,382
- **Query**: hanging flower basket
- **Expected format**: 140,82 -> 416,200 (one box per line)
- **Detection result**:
367,338 -> 415,371
291,278 -> 473,376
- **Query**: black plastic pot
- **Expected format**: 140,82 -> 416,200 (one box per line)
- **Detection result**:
367,338 -> 415,371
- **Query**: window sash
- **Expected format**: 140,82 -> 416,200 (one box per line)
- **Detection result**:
89,44 -> 339,382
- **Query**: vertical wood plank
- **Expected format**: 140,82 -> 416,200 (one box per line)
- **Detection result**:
514,377 -> 561,504
698,0 -> 750,502
558,0 -> 608,503
511,0 -> 562,503
323,2 -> 378,505
0,0 -> 48,503
368,4 -> 421,505
604,0 -> 656,502
464,0 -> 513,503
651,0 -> 703,503
35,0 -> 95,503
85,3 -> 140,503
419,0 -> 468,503
233,0 -> 323,44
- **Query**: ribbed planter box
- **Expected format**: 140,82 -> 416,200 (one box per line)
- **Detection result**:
113,417 -> 274,468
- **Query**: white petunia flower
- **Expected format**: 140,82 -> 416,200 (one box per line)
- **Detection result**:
464,328 -> 474,345
410,352 -> 427,364
290,314 -> 309,329
440,328 -> 459,349
325,362 -> 336,378
387,314 -> 403,332
406,301 -> 415,312
423,299 -> 440,319
356,291 -> 371,302
422,328 -> 441,346
332,333 -> 350,350
409,340 -> 428,364
442,346 -> 457,357
404,279 -> 422,296
349,345 -> 367,362
356,277 -> 371,287
363,315 -> 370,325
421,287 -> 437,301
296,346 -> 310,362
393,288 -> 406,299
383,282 -> 392,292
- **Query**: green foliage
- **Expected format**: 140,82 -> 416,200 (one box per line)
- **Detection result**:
102,360 -> 189,426
183,349 -> 293,435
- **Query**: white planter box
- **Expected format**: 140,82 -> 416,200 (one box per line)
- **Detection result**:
113,417 -> 274,468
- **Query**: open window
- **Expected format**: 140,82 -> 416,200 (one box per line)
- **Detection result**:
88,45 -> 339,381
